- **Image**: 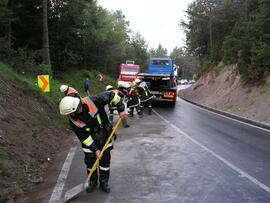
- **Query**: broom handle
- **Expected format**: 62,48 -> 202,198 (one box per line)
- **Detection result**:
87,118 -> 122,180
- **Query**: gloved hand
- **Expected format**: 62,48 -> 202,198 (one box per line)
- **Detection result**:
113,133 -> 117,141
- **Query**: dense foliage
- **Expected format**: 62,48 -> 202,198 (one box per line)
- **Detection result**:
182,0 -> 270,82
0,0 -> 200,80
0,0 -> 149,77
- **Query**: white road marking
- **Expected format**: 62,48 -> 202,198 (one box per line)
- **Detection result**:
179,97 -> 270,133
49,146 -> 77,202
153,109 -> 270,194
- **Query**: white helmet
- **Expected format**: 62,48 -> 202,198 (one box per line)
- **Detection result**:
59,96 -> 81,115
118,81 -> 124,88
124,83 -> 131,88
139,81 -> 147,87
106,85 -> 113,91
134,79 -> 141,84
131,81 -> 136,87
60,85 -> 68,93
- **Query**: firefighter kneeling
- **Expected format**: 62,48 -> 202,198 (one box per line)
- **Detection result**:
59,91 -> 126,193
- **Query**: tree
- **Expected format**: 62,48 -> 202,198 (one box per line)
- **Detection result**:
148,44 -> 168,58
0,0 -> 12,59
42,0 -> 52,75
125,32 -> 148,70
181,0 -> 242,61
170,47 -> 199,79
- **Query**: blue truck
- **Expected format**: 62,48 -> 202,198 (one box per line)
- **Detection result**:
138,57 -> 178,104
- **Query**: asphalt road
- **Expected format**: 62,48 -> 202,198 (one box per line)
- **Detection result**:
48,85 -> 270,203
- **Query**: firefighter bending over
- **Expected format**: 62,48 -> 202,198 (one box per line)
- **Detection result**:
59,91 -> 126,193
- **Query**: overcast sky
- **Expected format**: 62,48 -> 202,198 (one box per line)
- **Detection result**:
98,0 -> 194,54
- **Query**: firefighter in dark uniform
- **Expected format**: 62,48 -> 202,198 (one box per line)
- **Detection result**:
106,85 -> 129,128
126,83 -> 142,117
134,79 -> 154,115
60,84 -> 81,98
59,91 -> 126,193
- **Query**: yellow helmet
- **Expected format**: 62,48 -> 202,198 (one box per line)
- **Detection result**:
59,96 -> 81,115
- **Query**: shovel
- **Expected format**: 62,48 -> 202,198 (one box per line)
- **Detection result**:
63,118 -> 122,202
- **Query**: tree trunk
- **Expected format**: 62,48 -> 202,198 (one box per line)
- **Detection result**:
7,18 -> 11,59
42,0 -> 52,75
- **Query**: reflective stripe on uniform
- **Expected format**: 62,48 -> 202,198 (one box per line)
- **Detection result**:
110,90 -> 120,106
70,119 -> 87,128
128,88 -> 133,95
96,114 -> 102,125
83,135 -> 94,146
82,148 -> 94,153
142,87 -> 148,96
87,166 -> 97,171
99,166 -> 110,171
66,87 -> 77,96
81,97 -> 98,118
106,142 -> 113,149
128,103 -> 139,108
140,95 -> 154,103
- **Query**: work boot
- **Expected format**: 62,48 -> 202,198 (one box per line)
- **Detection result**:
122,118 -> 130,128
100,182 -> 111,193
128,112 -> 133,117
86,181 -> 97,193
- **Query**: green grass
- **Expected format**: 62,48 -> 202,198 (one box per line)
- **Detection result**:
0,61 -> 119,133
260,87 -> 269,95
215,63 -> 224,75
0,62 -> 118,104
0,160 -> 10,177
226,101 -> 235,109
61,69 -> 117,96
0,148 -> 10,159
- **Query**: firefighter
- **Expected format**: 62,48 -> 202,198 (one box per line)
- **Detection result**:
60,84 -> 81,98
59,92 -> 126,193
134,79 -> 154,115
126,83 -> 142,117
117,81 -> 128,95
105,85 -> 129,128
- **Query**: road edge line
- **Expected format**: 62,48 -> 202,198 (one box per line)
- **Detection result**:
48,146 -> 77,202
179,96 -> 270,131
153,109 -> 270,195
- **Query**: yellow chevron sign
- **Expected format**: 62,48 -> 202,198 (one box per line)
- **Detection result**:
38,75 -> 50,92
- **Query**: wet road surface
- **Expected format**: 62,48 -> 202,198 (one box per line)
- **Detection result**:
48,86 -> 270,203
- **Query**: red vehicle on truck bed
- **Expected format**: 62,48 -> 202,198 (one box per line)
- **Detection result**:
118,61 -> 140,82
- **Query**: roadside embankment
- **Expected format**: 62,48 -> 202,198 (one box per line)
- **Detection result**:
178,65 -> 270,126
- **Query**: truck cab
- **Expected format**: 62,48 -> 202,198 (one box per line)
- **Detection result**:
148,57 -> 174,75
118,61 -> 140,83
138,57 -> 177,105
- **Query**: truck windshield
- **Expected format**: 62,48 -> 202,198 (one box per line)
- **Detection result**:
152,60 -> 169,66
121,68 -> 138,73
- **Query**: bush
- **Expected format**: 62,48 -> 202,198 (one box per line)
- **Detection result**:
10,48 -> 38,75
36,64 -> 52,75
251,41 -> 270,71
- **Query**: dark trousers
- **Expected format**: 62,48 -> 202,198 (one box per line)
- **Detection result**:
84,149 -> 111,183
141,99 -> 152,114
109,109 -> 114,123
128,105 -> 142,116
